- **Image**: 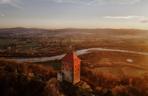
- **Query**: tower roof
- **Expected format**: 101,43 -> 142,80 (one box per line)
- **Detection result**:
62,51 -> 80,63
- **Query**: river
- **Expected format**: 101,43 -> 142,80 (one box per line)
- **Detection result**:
1,48 -> 148,63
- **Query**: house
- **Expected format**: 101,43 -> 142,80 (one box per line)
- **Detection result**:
57,51 -> 81,84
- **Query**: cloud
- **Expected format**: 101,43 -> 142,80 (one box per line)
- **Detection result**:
0,12 -> 5,17
140,20 -> 148,23
139,18 -> 148,23
50,0 -> 142,5
104,15 -> 148,23
0,0 -> 22,8
0,0 -> 17,4
97,0 -> 141,4
104,16 -> 144,19
0,13 -> 5,17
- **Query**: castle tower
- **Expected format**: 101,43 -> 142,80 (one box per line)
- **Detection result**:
58,51 -> 81,84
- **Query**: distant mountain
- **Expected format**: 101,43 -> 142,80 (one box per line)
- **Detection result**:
0,27 -> 147,39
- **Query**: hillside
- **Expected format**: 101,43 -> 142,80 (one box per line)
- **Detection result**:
0,60 -> 148,96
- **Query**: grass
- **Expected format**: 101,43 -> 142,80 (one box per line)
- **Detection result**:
35,60 -> 61,70
80,50 -> 148,78
0,39 -> 11,48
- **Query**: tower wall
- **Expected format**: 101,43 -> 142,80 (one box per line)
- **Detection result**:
73,57 -> 80,84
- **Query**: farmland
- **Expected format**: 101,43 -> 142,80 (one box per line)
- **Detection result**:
0,28 -> 148,57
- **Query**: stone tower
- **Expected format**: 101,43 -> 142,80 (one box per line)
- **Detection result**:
57,51 -> 81,84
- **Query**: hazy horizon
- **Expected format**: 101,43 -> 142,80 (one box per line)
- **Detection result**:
0,27 -> 148,30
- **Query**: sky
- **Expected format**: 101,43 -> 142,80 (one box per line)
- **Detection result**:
0,0 -> 148,29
